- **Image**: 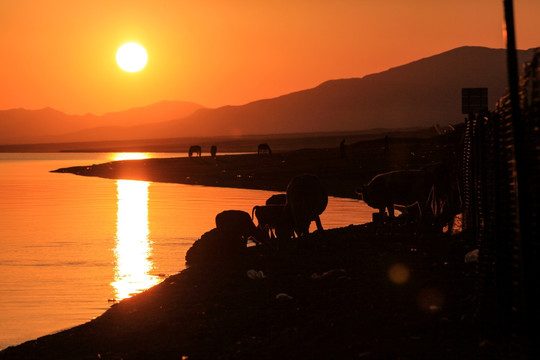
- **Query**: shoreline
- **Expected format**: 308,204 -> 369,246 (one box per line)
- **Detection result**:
50,133 -> 462,199
0,223 -> 485,360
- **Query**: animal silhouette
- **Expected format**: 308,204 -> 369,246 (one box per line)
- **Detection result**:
252,204 -> 294,241
185,210 -> 265,266
356,169 -> 432,221
210,145 -> 217,159
265,193 -> 287,205
286,174 -> 328,237
215,210 -> 265,242
257,143 -> 272,156
185,228 -> 244,266
189,145 -> 202,157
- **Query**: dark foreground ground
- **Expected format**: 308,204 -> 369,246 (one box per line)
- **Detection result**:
1,130 -> 507,359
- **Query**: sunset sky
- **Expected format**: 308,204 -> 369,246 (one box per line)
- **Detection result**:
1,0 -> 539,115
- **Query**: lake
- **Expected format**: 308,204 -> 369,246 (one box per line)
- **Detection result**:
0,153 -> 373,349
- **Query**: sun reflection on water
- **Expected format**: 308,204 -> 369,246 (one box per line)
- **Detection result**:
112,179 -> 160,300
111,152 -> 150,161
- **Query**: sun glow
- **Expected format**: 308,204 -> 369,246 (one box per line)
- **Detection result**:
116,42 -> 148,73
112,179 -> 160,300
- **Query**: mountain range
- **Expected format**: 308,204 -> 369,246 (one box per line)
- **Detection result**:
0,101 -> 203,144
0,46 -> 537,145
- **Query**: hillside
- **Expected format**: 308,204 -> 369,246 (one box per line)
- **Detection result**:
1,46 -> 537,145
146,46 -> 532,138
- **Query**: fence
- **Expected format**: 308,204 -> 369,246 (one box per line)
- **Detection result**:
461,49 -> 539,358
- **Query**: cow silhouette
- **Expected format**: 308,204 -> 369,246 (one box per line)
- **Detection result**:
252,204 -> 294,241
356,169 -> 432,222
265,193 -> 287,205
286,174 -> 328,237
185,228 -> 241,266
215,210 -> 263,239
185,210 -> 265,266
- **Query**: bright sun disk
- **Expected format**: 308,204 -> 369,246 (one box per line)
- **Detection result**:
116,42 -> 148,73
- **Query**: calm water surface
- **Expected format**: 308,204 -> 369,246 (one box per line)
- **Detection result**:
0,153 -> 372,349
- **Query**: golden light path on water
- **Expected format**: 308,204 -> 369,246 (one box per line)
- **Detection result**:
111,153 -> 160,300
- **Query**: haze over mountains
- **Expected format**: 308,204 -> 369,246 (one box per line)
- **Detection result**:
0,46 -> 537,145
0,101 -> 203,144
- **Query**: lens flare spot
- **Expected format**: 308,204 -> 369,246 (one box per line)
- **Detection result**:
418,288 -> 444,312
388,263 -> 410,284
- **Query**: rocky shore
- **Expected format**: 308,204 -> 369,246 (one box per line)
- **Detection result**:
1,130 -> 502,359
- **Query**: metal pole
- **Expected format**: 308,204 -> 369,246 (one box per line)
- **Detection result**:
503,1 -> 532,357
503,1 -> 520,112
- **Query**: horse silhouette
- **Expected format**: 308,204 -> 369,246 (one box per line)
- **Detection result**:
189,145 -> 202,158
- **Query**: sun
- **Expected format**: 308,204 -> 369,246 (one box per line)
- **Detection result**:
116,42 -> 148,73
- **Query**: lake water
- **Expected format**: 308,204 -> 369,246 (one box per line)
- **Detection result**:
0,153 -> 373,350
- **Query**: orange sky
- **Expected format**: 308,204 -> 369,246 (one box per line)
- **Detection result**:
1,0 -> 539,115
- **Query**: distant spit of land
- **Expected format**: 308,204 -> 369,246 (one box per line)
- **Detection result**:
48,127 -> 459,199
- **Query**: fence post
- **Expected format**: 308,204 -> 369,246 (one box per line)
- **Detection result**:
503,1 -> 534,357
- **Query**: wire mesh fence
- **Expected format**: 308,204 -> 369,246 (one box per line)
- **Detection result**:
461,49 -> 539,358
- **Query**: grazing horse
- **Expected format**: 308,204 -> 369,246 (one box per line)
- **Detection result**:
257,143 -> 272,156
189,145 -> 202,157
210,145 -> 217,159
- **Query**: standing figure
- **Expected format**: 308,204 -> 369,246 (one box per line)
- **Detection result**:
257,143 -> 272,157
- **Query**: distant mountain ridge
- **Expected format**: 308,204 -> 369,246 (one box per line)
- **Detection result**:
1,46 -> 537,145
0,101 -> 204,144
102,46 -> 535,140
